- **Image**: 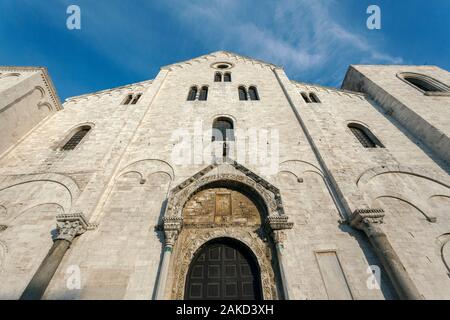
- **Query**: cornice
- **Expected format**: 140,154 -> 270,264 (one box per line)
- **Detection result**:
0,66 -> 62,111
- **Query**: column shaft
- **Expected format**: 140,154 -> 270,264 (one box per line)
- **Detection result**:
20,240 -> 71,300
275,244 -> 290,300
365,225 -> 422,300
154,246 -> 173,300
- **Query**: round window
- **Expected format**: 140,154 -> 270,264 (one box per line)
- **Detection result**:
211,62 -> 233,70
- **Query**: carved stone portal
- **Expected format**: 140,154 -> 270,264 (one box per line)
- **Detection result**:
170,228 -> 278,300
163,162 -> 293,300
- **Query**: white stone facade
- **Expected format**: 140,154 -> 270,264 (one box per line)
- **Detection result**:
0,51 -> 449,300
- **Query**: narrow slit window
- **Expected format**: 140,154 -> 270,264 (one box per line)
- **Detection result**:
238,86 -> 248,101
122,94 -> 133,105
301,92 -> 311,103
249,86 -> 259,101
224,72 -> 232,82
131,94 -> 142,105
187,86 -> 198,101
310,93 -> 320,103
199,86 -> 208,101
212,117 -> 234,142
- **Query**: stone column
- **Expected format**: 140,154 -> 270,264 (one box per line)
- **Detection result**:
268,215 -> 293,300
350,209 -> 422,300
20,213 -> 90,300
154,216 -> 182,300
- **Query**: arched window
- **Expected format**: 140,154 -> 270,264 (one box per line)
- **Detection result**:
348,123 -> 384,149
122,94 -> 133,105
214,72 -> 222,82
400,72 -> 450,94
187,86 -> 198,101
309,93 -> 321,103
212,117 -> 234,142
238,86 -> 248,101
224,72 -> 232,82
248,86 -> 260,101
199,86 -> 208,101
301,92 -> 311,103
61,126 -> 91,151
131,94 -> 142,105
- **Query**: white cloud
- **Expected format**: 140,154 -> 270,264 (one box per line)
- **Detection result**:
161,0 -> 404,84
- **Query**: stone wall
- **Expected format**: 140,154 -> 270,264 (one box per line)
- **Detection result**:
0,52 -> 449,300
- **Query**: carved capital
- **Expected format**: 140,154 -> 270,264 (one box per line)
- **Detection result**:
350,208 -> 385,234
0,225 -> 7,232
55,213 -> 91,243
267,215 -> 293,246
267,215 -> 294,231
163,216 -> 183,247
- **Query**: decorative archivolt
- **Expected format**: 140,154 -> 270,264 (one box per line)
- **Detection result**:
374,195 -> 435,222
358,166 -> 450,222
166,172 -> 284,219
356,165 -> 450,188
117,159 -> 175,182
170,229 -> 278,300
279,160 -> 323,178
436,234 -> 450,273
0,173 -> 81,206
0,86 -> 51,114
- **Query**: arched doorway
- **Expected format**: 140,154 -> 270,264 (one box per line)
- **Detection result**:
185,238 -> 262,300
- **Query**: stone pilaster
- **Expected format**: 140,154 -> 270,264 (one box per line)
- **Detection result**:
351,209 -> 422,300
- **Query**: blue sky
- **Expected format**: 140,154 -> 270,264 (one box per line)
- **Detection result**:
0,0 -> 448,100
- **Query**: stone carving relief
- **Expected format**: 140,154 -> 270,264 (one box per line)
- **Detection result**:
183,187 -> 261,228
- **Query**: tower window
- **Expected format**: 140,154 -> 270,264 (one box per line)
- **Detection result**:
348,123 -> 384,149
301,92 -> 311,103
238,86 -> 248,101
301,92 -> 320,103
61,126 -> 91,151
309,93 -> 320,103
187,86 -> 198,101
131,94 -> 142,105
399,72 -> 450,94
212,117 -> 235,142
224,72 -> 232,82
214,72 -> 222,82
248,86 -> 260,101
199,86 -> 208,101
122,94 -> 133,105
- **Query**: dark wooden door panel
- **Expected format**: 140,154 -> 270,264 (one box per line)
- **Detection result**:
185,240 -> 262,300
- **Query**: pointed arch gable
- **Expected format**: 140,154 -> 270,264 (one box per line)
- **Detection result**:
164,160 -> 287,219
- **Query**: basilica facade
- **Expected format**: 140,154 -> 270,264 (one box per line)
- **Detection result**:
0,51 -> 449,300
